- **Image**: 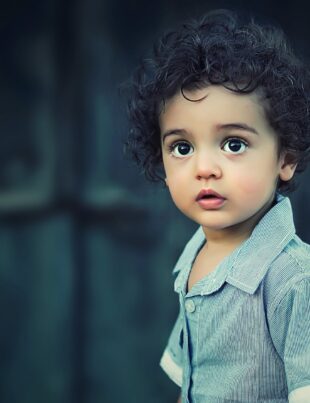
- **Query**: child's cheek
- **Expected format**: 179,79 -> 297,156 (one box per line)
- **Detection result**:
236,172 -> 275,199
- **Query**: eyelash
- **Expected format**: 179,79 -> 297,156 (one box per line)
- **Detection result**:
167,137 -> 249,157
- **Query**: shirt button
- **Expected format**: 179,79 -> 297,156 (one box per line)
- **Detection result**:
185,299 -> 196,313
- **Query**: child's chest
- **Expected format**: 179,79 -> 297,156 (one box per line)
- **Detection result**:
183,288 -> 266,358
179,284 -> 286,400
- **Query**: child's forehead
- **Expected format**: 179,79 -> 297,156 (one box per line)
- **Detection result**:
159,85 -> 269,128
163,84 -> 264,109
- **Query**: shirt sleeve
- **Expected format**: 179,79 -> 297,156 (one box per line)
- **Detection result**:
269,277 -> 310,401
159,311 -> 183,387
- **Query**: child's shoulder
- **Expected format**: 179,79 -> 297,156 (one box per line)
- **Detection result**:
281,234 -> 310,274
264,234 -> 310,314
267,234 -> 310,284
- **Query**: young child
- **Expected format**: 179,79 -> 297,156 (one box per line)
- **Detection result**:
126,10 -> 310,403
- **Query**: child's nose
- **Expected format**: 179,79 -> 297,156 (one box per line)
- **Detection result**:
195,153 -> 222,180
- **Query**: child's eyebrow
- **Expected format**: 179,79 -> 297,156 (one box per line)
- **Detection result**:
161,123 -> 259,142
217,123 -> 259,135
161,129 -> 187,142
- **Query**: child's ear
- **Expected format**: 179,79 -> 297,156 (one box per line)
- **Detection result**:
279,152 -> 297,182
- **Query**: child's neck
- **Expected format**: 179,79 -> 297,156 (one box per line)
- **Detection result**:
187,224 -> 254,292
202,226 -> 251,254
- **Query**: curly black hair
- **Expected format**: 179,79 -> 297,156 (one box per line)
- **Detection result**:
126,9 -> 310,192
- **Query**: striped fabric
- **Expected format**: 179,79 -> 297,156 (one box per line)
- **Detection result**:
160,195 -> 310,402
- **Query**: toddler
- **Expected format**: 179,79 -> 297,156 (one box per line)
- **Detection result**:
126,10 -> 310,402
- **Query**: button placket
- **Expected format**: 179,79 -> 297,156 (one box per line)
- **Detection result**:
185,299 -> 196,313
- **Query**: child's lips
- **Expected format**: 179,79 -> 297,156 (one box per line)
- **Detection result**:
196,189 -> 225,201
196,189 -> 226,209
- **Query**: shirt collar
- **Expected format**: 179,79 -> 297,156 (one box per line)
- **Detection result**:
173,195 -> 296,295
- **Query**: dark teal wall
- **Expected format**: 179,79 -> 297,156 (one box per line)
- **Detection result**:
1,1 -> 310,402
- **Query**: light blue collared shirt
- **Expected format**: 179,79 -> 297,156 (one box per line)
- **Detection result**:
160,195 -> 310,402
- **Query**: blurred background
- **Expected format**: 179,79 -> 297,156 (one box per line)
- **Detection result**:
1,1 -> 310,402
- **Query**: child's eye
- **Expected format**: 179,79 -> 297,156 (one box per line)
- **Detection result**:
170,141 -> 194,157
222,138 -> 248,154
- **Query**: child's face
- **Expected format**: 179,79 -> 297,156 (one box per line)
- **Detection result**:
160,85 -> 296,235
